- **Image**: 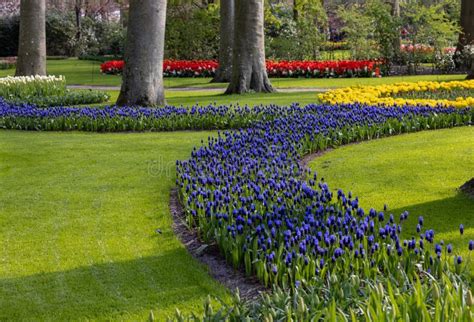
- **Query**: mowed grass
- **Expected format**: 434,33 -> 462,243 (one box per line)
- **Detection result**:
309,127 -> 474,272
0,130 -> 229,321
0,59 -> 467,89
100,90 -> 321,108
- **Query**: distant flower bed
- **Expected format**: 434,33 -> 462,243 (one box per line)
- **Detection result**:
0,75 -> 109,107
100,59 -> 382,78
100,60 -> 218,77
0,57 -> 16,70
400,44 -> 456,55
319,80 -> 474,108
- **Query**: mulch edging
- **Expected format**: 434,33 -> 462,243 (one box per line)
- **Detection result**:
170,188 -> 265,300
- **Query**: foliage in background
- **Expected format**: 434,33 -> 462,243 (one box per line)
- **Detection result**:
165,4 -> 219,60
337,0 -> 460,72
400,0 -> 460,72
0,14 -> 19,57
0,10 -> 125,57
265,1 -> 328,60
338,0 -> 401,62
0,0 -> 462,65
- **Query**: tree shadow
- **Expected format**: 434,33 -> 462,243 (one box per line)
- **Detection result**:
0,249 -> 224,321
387,193 -> 474,238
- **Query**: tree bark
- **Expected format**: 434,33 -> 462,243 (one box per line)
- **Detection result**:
117,0 -> 167,106
460,0 -> 474,79
15,0 -> 46,76
211,0 -> 234,83
293,0 -> 298,21
391,0 -> 401,58
74,0 -> 82,56
225,0 -> 274,94
460,0 -> 474,45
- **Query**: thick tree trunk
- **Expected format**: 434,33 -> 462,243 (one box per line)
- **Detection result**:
468,65 -> 474,79
225,0 -> 274,94
211,0 -> 234,83
117,0 -> 167,106
460,0 -> 474,45
460,0 -> 474,79
15,0 -> 46,76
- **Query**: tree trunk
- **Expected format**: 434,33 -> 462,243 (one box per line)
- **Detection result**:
74,0 -> 82,56
460,0 -> 474,79
15,0 -> 46,76
225,0 -> 274,94
211,0 -> 234,83
119,1 -> 129,28
293,0 -> 298,21
391,0 -> 401,59
460,0 -> 474,45
117,0 -> 167,106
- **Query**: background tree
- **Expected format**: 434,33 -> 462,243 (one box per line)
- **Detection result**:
226,0 -> 274,94
460,0 -> 474,79
391,0 -> 401,60
212,0 -> 234,83
117,0 -> 167,106
15,0 -> 46,76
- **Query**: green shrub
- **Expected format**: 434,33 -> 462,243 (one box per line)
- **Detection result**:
0,10 -> 125,57
264,1 -> 328,61
165,4 -> 219,60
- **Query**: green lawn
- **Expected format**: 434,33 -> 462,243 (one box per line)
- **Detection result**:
309,127 -> 474,271
100,90 -> 321,108
0,59 -> 467,89
0,130 -> 228,321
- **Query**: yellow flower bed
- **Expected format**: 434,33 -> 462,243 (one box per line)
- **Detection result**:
319,80 -> 474,108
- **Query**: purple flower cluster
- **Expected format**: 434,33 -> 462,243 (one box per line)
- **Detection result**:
1,98 -> 472,133
176,104 -> 472,287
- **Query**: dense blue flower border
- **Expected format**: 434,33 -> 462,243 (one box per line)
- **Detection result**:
176,104 -> 473,287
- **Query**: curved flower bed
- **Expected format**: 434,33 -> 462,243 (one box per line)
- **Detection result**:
1,96 -> 473,318
319,80 -> 474,108
100,59 -> 382,78
175,105 -> 474,318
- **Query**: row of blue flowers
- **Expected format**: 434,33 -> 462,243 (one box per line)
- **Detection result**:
175,103 -> 473,293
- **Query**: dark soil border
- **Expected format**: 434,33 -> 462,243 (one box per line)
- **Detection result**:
170,188 -> 265,300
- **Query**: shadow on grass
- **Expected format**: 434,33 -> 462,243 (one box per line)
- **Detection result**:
0,249 -> 221,321
387,193 -> 474,238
